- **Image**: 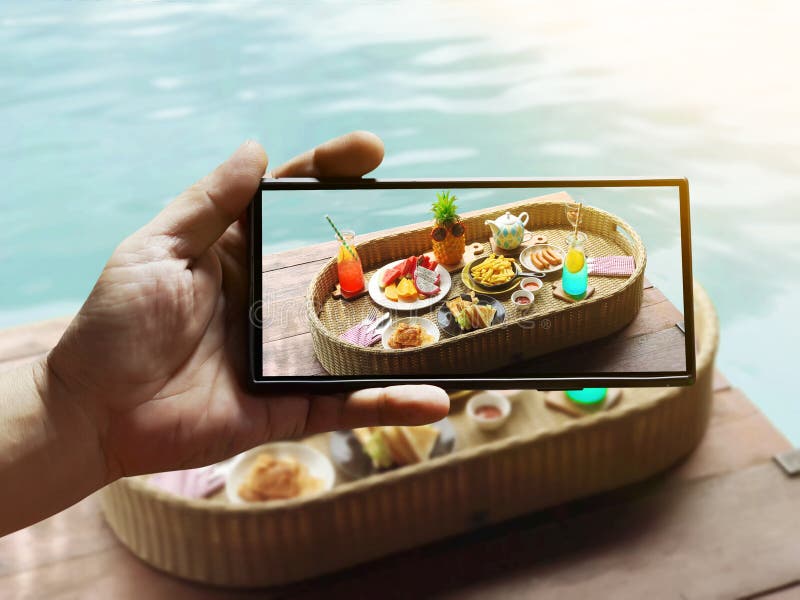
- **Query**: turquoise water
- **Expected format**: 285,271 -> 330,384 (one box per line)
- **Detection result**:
1,2 -> 798,442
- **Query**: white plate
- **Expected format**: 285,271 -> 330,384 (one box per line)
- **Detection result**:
368,259 -> 451,311
520,244 -> 565,276
381,317 -> 440,350
225,442 -> 335,504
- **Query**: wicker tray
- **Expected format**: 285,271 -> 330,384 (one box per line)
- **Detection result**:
100,283 -> 716,589
307,194 -> 646,375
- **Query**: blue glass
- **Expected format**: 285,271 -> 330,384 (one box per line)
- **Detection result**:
562,232 -> 588,297
566,388 -> 608,404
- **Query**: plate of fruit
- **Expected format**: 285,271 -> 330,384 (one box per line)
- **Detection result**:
368,254 -> 452,311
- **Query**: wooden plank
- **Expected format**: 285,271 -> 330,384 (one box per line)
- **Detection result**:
494,322 -> 687,377
0,492 -> 117,578
264,240 -> 339,272
270,462 -> 800,600
671,388 -> 792,482
263,333 -> 327,377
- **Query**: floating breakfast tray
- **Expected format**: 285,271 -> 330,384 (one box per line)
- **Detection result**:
308,194 -> 647,375
99,284 -> 717,588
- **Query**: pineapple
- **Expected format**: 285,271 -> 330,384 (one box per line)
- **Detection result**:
430,191 -> 466,265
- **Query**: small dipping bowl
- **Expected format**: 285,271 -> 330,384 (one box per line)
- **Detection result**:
511,290 -> 534,314
519,277 -> 543,294
467,391 -> 512,431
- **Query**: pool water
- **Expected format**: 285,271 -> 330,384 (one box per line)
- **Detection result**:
1,2 -> 798,442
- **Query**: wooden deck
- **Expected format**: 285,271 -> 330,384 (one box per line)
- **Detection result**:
0,316 -> 797,598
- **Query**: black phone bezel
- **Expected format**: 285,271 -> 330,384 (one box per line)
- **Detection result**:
249,177 -> 695,393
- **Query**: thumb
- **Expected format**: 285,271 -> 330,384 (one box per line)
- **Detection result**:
146,140 -> 268,259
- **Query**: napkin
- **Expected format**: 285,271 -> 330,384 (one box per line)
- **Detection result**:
148,466 -> 225,499
588,256 -> 635,277
340,323 -> 382,347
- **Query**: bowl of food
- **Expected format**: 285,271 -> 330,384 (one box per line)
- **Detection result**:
519,276 -> 543,293
382,317 -> 439,350
468,254 -> 542,291
225,442 -> 335,504
466,391 -> 511,431
511,289 -> 534,314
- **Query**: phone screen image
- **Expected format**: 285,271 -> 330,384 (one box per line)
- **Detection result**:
251,178 -> 693,390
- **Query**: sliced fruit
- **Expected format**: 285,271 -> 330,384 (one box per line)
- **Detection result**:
401,256 -> 417,278
396,277 -> 418,301
565,248 -> 585,273
413,265 -> 441,296
384,283 -> 399,301
381,264 -> 403,288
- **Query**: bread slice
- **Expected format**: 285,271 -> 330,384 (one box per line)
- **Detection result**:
399,425 -> 440,462
352,427 -> 372,447
477,304 -> 496,328
380,426 -> 417,465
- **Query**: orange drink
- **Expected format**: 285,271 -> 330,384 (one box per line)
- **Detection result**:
336,230 -> 364,294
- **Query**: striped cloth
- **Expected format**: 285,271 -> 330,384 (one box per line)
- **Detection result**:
587,255 -> 635,277
340,323 -> 382,347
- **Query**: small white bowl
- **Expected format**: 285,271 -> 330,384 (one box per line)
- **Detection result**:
511,290 -> 534,314
382,317 -> 440,350
466,391 -> 512,431
225,442 -> 335,504
519,277 -> 543,294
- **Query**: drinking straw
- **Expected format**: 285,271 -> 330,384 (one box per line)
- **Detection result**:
325,214 -> 357,258
573,203 -> 583,238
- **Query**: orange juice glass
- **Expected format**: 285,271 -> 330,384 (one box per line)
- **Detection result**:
336,230 -> 364,294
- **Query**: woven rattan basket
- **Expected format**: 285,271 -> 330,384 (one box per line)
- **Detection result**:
307,195 -> 646,375
100,283 -> 717,589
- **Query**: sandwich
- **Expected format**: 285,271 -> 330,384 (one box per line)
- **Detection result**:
353,425 -> 440,469
446,295 -> 496,331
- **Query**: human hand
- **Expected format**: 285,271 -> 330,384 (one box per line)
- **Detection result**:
46,131 -> 449,482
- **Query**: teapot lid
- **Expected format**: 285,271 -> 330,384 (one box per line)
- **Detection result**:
496,211 -> 520,224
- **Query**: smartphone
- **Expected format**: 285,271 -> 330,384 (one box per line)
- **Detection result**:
249,177 -> 694,392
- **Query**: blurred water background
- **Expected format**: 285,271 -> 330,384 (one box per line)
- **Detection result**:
1,1 -> 797,441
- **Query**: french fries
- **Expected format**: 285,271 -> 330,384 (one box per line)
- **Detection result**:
470,254 -> 515,286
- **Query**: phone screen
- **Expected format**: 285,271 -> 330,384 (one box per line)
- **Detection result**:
251,178 -> 694,390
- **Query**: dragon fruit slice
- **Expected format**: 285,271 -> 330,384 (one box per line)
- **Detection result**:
413,265 -> 441,296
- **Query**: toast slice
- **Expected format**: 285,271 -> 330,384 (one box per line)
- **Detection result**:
399,425 -> 440,462
380,426 -> 417,466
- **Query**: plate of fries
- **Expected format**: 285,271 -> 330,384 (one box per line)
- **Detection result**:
467,254 -> 542,291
